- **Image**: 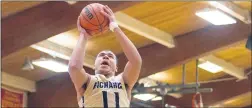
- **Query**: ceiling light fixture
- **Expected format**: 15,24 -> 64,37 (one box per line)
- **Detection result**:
196,9 -> 236,25
32,58 -> 68,72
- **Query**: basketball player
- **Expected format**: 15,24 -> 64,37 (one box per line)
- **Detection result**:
68,5 -> 142,108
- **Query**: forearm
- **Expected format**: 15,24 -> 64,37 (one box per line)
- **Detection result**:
68,34 -> 88,70
114,27 -> 142,64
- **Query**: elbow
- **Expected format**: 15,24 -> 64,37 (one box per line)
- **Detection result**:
68,62 -> 81,73
138,57 -> 142,65
135,56 -> 142,67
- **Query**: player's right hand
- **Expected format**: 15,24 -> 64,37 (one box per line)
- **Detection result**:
77,16 -> 91,39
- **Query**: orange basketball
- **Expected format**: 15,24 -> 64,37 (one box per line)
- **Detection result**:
79,3 -> 109,36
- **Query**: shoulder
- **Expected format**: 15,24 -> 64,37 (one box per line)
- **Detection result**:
115,73 -> 124,81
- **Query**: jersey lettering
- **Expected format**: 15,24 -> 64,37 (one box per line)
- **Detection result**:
93,81 -> 122,89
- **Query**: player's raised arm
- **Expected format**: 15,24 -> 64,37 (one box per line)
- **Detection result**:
68,16 -> 91,95
101,5 -> 142,87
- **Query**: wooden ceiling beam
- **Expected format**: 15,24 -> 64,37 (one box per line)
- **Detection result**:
209,1 -> 251,24
200,55 -> 247,79
115,12 -> 175,48
30,40 -> 95,69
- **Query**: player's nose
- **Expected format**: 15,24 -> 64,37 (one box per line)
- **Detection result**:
102,55 -> 109,59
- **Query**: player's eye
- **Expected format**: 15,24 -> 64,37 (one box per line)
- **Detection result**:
99,53 -> 105,57
109,55 -> 114,58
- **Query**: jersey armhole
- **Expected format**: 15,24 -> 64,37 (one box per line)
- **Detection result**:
81,65 -> 90,90
124,83 -> 129,90
81,74 -> 90,90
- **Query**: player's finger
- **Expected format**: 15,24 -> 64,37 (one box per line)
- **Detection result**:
101,10 -> 110,18
103,6 -> 111,16
105,5 -> 113,15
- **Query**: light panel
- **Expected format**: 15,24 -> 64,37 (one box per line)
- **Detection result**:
198,61 -> 223,73
31,45 -> 70,60
133,94 -> 156,101
32,59 -> 68,72
196,9 -> 236,25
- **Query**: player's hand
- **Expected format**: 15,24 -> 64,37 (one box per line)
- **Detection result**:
77,16 -> 91,39
101,5 -> 116,23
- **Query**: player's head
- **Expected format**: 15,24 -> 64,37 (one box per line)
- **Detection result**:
94,50 -> 118,76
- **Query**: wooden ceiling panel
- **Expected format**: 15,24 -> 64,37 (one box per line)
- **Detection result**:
233,1 -> 251,11
53,1 -> 250,58
148,41 -> 250,84
47,29 -> 79,49
48,27 -> 154,57
86,27 -> 154,56
214,41 -> 251,69
122,2 -> 210,36
148,60 -> 226,84
1,1 -> 45,18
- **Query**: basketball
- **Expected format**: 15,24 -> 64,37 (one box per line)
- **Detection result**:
79,3 -> 110,36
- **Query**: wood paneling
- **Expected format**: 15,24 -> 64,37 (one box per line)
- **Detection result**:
148,60 -> 226,84
122,2 -> 210,36
83,2 -> 211,56
233,1 -> 251,11
214,41 -> 251,69
149,41 -> 251,84
48,2 -> 211,56
1,47 -> 60,81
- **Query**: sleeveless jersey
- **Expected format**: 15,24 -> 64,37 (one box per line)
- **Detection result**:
78,74 -> 130,107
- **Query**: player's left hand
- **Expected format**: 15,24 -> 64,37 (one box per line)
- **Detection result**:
77,16 -> 91,39
101,5 -> 116,23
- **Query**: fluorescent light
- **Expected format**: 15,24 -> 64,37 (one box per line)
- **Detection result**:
196,9 -> 236,25
198,61 -> 223,73
31,45 -> 70,60
32,59 -> 68,72
133,94 -> 156,101
152,96 -> 162,101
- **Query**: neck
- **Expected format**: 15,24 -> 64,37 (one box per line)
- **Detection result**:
95,70 -> 114,78
104,74 -> 114,78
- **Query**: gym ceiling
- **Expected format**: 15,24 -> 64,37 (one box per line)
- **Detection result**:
1,1 -> 251,107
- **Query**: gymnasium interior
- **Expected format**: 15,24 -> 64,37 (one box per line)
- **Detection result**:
1,1 -> 251,107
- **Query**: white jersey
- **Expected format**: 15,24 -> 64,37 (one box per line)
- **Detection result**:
78,74 -> 130,108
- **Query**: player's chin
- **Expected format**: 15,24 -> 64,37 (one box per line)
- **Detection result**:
98,68 -> 111,74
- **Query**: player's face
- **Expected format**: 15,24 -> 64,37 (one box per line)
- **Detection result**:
95,51 -> 117,75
